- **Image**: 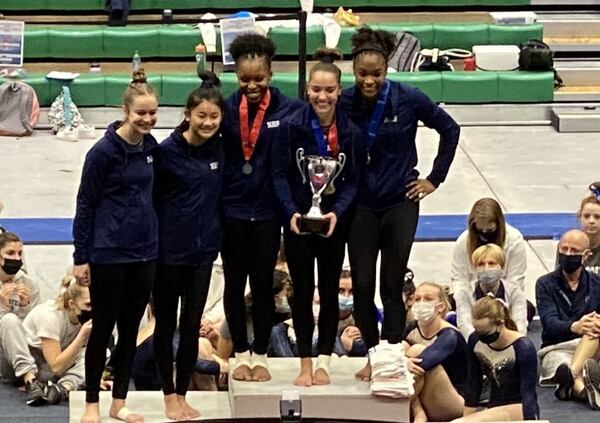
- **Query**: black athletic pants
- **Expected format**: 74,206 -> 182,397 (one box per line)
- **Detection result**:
153,263 -> 212,396
221,218 -> 280,355
86,261 -> 155,403
284,218 -> 347,358
348,201 -> 419,349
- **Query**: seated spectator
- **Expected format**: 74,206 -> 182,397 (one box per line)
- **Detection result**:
451,198 -> 527,293
454,296 -> 539,422
582,357 -> 600,410
271,269 -> 367,358
403,282 -> 468,423
0,231 -> 43,405
23,272 -> 93,404
455,244 -> 528,340
557,184 -> 599,276
536,229 -> 600,402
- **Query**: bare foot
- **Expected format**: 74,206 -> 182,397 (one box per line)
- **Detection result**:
251,366 -> 272,382
162,394 -> 186,421
109,399 -> 144,423
355,361 -> 371,381
294,358 -> 313,387
312,368 -> 330,385
177,395 -> 201,420
232,364 -> 253,381
81,402 -> 101,423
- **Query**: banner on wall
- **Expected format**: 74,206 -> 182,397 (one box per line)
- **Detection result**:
0,21 -> 25,67
220,16 -> 256,66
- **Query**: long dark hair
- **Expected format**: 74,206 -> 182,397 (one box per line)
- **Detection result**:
467,198 -> 507,258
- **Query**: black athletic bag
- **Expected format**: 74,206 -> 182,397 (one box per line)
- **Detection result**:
518,39 -> 563,88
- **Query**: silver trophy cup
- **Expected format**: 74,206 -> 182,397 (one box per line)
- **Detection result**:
295,148 -> 346,235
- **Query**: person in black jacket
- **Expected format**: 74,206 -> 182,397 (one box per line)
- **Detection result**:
220,33 -> 303,382
74,70 -> 158,423
152,71 -> 225,421
272,48 -> 364,386
339,27 -> 461,381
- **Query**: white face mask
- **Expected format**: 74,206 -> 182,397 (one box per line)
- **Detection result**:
411,301 -> 438,323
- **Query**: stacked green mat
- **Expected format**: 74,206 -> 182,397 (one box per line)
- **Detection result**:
2,1 -> 531,11
1,71 -> 554,106
23,23 -> 542,59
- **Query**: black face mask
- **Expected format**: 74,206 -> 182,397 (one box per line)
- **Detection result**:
476,229 -> 497,244
558,253 -> 583,274
479,329 -> 500,345
1,258 -> 22,276
77,309 -> 92,325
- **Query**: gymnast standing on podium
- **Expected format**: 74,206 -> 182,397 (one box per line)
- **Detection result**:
271,48 -> 364,386
339,27 -> 461,380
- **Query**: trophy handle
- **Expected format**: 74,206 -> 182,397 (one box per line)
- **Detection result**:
327,152 -> 346,189
296,148 -> 306,184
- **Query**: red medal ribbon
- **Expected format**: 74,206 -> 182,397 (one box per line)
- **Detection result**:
239,89 -> 271,161
326,120 -> 339,157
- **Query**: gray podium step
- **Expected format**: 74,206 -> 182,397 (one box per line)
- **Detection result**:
228,357 -> 410,422
551,106 -> 600,132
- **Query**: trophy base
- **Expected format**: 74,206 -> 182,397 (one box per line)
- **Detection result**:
298,216 -> 329,236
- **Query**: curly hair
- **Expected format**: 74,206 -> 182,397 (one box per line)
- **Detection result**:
350,26 -> 396,62
229,33 -> 276,68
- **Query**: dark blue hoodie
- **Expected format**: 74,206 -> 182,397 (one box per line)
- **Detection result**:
339,80 -> 460,211
73,121 -> 158,265
154,127 -> 224,266
221,87 -> 304,221
272,103 -> 365,221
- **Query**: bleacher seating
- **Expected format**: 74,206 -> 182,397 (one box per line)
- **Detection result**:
2,0 -> 533,12
22,23 -> 543,59
0,70 -> 554,106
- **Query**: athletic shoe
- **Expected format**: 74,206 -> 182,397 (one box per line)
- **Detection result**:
56,126 -> 78,142
583,359 -> 600,410
76,124 -> 96,140
26,379 -> 47,406
46,381 -> 68,405
553,363 -> 574,401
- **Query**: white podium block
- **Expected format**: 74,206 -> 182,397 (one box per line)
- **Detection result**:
228,357 -> 410,422
69,391 -> 232,423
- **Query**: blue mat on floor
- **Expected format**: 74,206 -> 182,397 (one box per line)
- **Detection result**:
0,213 -> 575,244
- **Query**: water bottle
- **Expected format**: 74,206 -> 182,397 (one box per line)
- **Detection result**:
132,50 -> 141,72
195,44 -> 206,76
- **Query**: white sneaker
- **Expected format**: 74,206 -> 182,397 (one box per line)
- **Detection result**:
56,126 -> 78,142
77,124 -> 96,139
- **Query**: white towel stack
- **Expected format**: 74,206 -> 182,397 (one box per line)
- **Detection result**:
369,342 -> 414,399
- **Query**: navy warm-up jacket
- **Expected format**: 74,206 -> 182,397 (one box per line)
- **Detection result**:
339,80 -> 460,211
154,128 -> 224,266
73,121 -> 158,265
220,87 -> 304,221
271,103 -> 365,221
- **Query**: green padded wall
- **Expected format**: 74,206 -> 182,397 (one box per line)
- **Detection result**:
497,71 -> 554,102
47,26 -> 103,59
433,24 -> 489,50
488,24 -> 543,45
158,25 -> 202,57
270,26 -> 326,56
3,0 -> 532,10
1,71 -> 553,107
24,28 -> 48,59
103,26 -> 160,58
161,74 -> 202,106
442,71 -> 498,103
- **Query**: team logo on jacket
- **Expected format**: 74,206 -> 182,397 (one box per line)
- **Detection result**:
384,116 -> 398,123
210,162 -> 219,170
146,155 -> 153,164
267,120 -> 280,128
